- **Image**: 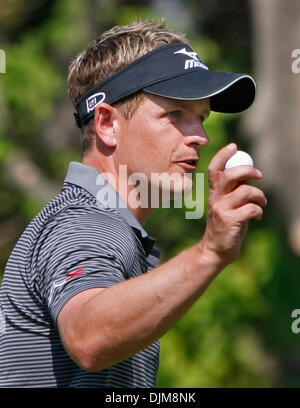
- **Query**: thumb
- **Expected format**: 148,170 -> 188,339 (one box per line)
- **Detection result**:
208,143 -> 237,185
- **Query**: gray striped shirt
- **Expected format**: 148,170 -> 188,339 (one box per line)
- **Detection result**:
0,162 -> 160,387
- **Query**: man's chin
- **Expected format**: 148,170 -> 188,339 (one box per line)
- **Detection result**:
159,176 -> 194,203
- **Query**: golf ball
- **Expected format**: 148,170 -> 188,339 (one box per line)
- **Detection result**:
225,150 -> 254,170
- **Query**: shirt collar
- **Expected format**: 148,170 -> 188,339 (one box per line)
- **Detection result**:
64,161 -> 156,256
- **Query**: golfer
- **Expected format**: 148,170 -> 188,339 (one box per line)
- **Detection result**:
0,20 -> 266,387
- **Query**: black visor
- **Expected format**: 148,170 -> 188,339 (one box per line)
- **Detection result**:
74,43 -> 256,128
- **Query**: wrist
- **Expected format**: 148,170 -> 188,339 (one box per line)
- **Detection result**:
192,240 -> 226,276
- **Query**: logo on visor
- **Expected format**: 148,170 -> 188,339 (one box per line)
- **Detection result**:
86,92 -> 106,113
174,48 -> 208,71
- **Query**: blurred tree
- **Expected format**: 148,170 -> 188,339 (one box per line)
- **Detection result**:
0,0 -> 55,43
244,0 -> 300,257
242,0 -> 300,386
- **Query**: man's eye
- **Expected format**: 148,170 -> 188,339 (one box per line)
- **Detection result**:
167,111 -> 181,117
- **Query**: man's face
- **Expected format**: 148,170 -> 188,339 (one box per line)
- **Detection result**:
114,93 -> 210,199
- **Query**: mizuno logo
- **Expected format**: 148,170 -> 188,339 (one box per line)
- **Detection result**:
174,48 -> 209,71
174,48 -> 200,60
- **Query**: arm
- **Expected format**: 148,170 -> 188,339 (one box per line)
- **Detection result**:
57,144 -> 267,372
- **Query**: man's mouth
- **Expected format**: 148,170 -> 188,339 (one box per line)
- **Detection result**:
174,159 -> 199,171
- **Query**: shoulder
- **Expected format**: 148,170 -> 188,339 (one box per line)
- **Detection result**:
55,203 -> 136,245
38,201 -> 138,268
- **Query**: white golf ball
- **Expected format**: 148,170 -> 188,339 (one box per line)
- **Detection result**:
225,150 -> 254,170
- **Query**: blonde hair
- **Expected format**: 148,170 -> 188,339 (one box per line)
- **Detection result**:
68,19 -> 191,153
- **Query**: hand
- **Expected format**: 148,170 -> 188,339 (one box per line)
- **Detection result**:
201,143 -> 267,267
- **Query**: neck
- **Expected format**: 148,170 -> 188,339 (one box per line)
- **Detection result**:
83,155 -> 155,226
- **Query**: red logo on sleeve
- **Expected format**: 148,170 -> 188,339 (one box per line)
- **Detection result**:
67,267 -> 84,280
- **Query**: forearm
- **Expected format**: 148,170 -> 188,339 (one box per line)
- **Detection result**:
66,243 -> 223,372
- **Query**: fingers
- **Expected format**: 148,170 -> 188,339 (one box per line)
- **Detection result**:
222,184 -> 267,210
220,166 -> 262,194
210,166 -> 267,222
208,143 -> 237,188
221,184 -> 267,223
208,145 -> 262,194
208,143 -> 237,173
208,187 -> 266,227
233,203 -> 264,223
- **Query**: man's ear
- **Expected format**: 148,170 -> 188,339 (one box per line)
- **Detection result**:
94,103 -> 120,149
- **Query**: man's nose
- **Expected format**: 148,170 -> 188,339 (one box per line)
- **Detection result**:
183,120 -> 209,148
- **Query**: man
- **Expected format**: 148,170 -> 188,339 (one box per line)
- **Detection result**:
0,20 -> 266,387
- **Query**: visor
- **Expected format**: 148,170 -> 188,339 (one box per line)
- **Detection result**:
74,43 -> 256,128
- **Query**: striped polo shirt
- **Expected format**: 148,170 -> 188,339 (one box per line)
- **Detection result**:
0,162 -> 160,388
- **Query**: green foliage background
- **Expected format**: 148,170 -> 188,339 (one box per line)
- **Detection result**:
1,0 -> 300,387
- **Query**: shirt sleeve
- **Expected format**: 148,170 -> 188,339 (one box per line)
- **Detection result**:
36,206 -> 137,325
